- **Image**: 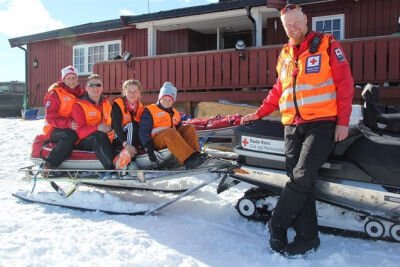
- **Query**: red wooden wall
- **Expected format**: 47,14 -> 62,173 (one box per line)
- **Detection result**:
265,0 -> 400,45
157,29 -> 190,55
94,35 -> 400,104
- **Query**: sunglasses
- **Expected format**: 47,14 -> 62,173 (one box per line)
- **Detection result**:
87,83 -> 102,88
280,4 -> 300,15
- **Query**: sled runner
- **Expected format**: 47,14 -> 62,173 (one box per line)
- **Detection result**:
16,151 -> 235,215
217,84 -> 400,242
13,172 -> 228,216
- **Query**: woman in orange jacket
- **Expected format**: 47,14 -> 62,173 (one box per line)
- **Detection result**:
111,79 -> 144,157
42,66 -> 84,169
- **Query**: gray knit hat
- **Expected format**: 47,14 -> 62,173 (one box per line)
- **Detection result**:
158,82 -> 177,102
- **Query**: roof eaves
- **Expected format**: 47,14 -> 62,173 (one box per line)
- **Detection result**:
121,0 -> 266,24
9,19 -> 122,48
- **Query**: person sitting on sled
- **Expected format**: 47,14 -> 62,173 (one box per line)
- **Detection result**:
71,74 -> 131,170
42,65 -> 84,169
111,79 -> 144,158
139,82 -> 208,169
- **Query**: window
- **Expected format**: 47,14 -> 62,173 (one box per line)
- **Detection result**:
312,14 -> 344,40
108,43 -> 120,60
73,40 -> 121,75
74,47 -> 85,73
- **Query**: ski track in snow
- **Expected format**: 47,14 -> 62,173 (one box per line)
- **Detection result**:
0,118 -> 399,267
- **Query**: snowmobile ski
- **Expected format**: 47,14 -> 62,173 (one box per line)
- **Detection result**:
12,192 -> 148,216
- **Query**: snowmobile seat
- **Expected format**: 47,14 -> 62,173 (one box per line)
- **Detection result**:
361,84 -> 400,134
332,125 -> 363,156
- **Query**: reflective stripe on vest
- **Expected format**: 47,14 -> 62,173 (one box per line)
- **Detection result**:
279,78 -> 335,110
146,104 -> 180,137
277,34 -> 337,125
43,87 -> 77,135
280,91 -> 336,110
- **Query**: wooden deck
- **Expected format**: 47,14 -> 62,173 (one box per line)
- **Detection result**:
94,34 -> 400,105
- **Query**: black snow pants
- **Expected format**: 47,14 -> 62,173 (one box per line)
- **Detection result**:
269,120 -> 335,247
77,131 -> 117,170
45,128 -> 78,167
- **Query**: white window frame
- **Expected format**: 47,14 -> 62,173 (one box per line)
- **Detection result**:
73,40 -> 121,75
312,14 -> 345,40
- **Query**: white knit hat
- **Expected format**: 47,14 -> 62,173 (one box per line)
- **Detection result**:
61,65 -> 78,81
158,82 -> 177,102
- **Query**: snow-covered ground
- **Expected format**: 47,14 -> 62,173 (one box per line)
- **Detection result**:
0,117 -> 399,267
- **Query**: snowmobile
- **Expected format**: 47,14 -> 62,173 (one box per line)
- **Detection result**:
217,83 -> 400,242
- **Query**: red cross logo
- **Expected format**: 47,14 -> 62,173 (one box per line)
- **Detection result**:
310,58 -> 317,65
242,138 -> 249,147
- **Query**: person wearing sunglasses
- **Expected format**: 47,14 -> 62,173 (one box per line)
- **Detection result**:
241,3 -> 354,256
42,65 -> 84,170
71,74 -> 131,170
111,79 -> 144,158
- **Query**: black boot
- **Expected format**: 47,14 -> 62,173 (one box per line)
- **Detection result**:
268,220 -> 288,253
184,152 -> 205,169
283,194 -> 320,256
268,185 -> 308,254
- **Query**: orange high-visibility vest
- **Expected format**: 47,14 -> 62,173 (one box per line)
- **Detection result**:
113,97 -> 144,126
277,34 -> 337,125
43,87 -> 77,135
146,104 -> 180,136
76,99 -> 114,142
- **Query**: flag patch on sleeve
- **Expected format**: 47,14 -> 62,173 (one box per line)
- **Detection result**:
334,48 -> 345,62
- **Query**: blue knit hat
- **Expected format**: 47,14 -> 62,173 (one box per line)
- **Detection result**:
158,82 -> 177,102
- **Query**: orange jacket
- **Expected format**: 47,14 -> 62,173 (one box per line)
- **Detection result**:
75,98 -> 114,142
277,34 -> 337,125
146,104 -> 181,136
43,86 -> 77,135
113,97 -> 144,126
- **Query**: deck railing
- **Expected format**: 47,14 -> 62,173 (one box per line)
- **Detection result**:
94,34 -> 400,103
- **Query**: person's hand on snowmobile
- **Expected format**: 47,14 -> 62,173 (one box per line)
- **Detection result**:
335,125 -> 349,142
241,113 -> 260,125
69,120 -> 78,130
145,141 -> 161,168
123,141 -> 137,156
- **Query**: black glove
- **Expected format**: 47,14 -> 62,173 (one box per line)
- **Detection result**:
144,141 -> 157,162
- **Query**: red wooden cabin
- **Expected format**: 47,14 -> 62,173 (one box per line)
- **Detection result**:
8,0 -> 400,114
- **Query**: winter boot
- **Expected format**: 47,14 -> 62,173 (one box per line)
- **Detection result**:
268,184 -> 308,254
268,220 -> 288,253
184,152 -> 205,169
283,193 -> 320,256
113,149 -> 132,170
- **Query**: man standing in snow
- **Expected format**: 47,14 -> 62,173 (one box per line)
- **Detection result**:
42,66 -> 84,169
241,3 -> 354,256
